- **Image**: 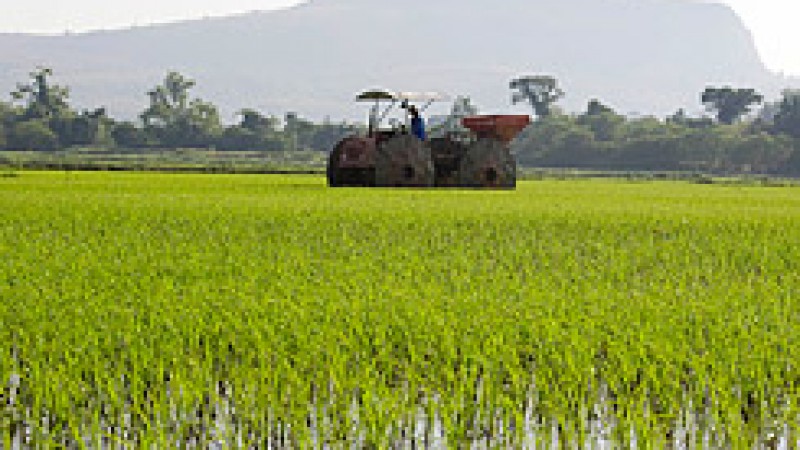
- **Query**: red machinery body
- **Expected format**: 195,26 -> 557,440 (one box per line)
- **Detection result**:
461,115 -> 531,144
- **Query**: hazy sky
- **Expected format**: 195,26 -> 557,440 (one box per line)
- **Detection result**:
1,0 -> 798,76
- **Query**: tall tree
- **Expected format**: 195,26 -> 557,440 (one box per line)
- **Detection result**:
141,72 -> 193,128
140,72 -> 222,147
773,89 -> 800,139
510,75 -> 564,118
701,86 -> 763,125
11,67 -> 70,120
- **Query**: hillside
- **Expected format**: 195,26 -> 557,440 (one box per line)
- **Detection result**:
0,0 -> 793,121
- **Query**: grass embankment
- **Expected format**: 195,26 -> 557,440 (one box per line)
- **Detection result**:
0,148 -> 328,174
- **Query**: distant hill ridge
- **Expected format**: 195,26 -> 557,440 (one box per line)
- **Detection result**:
0,0 -> 794,121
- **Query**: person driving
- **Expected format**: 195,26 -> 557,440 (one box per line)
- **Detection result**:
403,101 -> 426,141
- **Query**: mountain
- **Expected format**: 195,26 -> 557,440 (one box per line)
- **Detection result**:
0,0 -> 794,121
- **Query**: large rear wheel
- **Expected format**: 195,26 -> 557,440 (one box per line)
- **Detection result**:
375,135 -> 435,188
457,138 -> 517,189
326,150 -> 340,187
327,137 -> 377,187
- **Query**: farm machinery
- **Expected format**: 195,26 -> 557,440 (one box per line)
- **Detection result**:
327,90 -> 530,188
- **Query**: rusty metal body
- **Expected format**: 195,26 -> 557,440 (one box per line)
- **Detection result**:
327,135 -> 379,187
327,91 -> 529,189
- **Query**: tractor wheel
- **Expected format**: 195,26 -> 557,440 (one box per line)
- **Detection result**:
429,137 -> 468,187
458,138 -> 517,188
327,136 -> 377,187
326,148 -> 340,187
375,135 -> 435,187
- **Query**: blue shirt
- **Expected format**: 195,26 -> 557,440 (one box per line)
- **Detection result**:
411,117 -> 426,141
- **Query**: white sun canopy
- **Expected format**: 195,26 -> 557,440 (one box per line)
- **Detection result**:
357,89 -> 449,131
395,91 -> 450,103
356,90 -> 449,103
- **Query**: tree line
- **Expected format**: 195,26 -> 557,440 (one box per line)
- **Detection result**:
509,75 -> 800,176
3,68 -> 800,176
0,68 -> 360,153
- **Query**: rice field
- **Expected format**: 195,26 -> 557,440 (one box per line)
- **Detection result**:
2,172 -> 799,448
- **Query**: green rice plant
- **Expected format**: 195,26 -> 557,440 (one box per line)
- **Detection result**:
2,172 -> 799,447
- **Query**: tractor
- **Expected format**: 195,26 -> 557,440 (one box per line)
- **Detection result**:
327,89 -> 530,188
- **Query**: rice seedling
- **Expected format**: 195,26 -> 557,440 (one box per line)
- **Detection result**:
1,172 -> 799,447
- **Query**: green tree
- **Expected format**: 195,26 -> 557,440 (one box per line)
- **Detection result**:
508,97 -> 800,175
513,114 -> 597,166
140,72 -> 222,148
11,67 -> 70,120
181,99 -> 222,147
0,101 -> 16,121
217,126 -> 260,151
307,119 -> 358,152
8,68 -> 115,149
239,109 -> 279,134
667,108 -> 714,129
728,132 -> 794,174
111,121 -> 149,148
701,86 -> 763,125
577,100 -> 624,142
773,89 -> 800,139
0,103 -> 10,149
585,99 -> 614,116
284,112 -> 300,151
510,75 -> 564,118
284,112 -> 319,151
9,119 -> 59,151
216,108 -> 284,151
50,108 -> 109,147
